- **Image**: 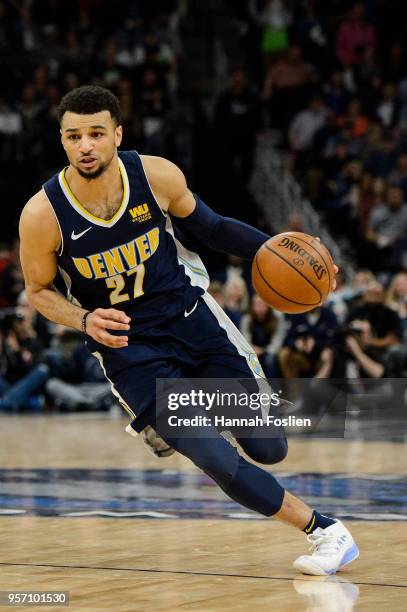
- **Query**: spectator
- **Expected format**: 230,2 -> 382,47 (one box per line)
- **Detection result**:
45,342 -> 112,412
364,132 -> 398,178
330,318 -> 386,379
214,68 -> 260,179
249,0 -> 292,59
240,294 -> 285,376
212,255 -> 252,293
224,277 -> 249,327
358,175 -> 386,234
304,319 -> 389,416
0,239 -> 24,307
337,98 -> 369,138
325,270 -> 354,324
207,281 -> 242,328
0,96 -> 22,161
323,71 -> 351,115
336,2 -> 377,68
364,185 -> 407,270
283,305 -> 338,355
0,309 -> 47,411
277,328 -> 321,404
388,153 -> 407,201
324,157 -> 364,235
347,281 -> 404,376
288,95 -> 327,153
385,271 -> 407,343
346,269 -> 376,310
375,82 -> 400,129
293,0 -> 330,74
263,45 -> 318,130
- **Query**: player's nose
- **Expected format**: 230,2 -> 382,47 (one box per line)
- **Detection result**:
79,136 -> 94,153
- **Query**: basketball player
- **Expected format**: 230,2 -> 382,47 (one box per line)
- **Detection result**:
19,86 -> 358,575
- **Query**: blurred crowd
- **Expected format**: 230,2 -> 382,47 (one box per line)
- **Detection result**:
1,0 -> 407,412
0,0 -> 183,236
212,0 -> 407,273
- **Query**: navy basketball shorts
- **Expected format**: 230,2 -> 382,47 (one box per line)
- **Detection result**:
91,292 -> 287,465
91,293 -> 288,515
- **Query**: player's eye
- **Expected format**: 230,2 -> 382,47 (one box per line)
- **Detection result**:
91,132 -> 104,138
68,134 -> 80,140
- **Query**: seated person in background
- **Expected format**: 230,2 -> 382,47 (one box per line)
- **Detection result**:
301,319 -> 389,416
211,255 -> 252,293
224,276 -> 249,328
325,269 -> 353,323
46,338 -> 114,411
385,271 -> 407,338
240,294 -> 286,377
17,290 -> 54,347
207,281 -> 242,328
346,268 -> 376,310
0,308 -> 47,411
385,271 -> 407,373
278,327 -> 320,380
347,281 -> 404,377
329,319 -> 385,380
0,239 -> 25,307
276,327 -> 333,405
283,305 -> 338,357
364,185 -> 407,271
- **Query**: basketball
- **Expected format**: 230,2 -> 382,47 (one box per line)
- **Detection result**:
252,232 -> 335,314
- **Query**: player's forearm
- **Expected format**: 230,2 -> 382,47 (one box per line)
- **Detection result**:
26,286 -> 87,331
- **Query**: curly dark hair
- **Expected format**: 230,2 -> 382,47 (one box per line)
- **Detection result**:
57,85 -> 121,125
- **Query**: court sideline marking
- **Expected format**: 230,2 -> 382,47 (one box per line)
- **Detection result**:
0,562 -> 405,589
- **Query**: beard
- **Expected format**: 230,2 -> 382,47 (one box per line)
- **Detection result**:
75,150 -> 116,180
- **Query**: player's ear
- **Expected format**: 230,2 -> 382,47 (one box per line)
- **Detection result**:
115,124 -> 123,147
60,128 -> 66,149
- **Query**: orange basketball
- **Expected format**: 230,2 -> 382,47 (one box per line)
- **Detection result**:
252,232 -> 336,314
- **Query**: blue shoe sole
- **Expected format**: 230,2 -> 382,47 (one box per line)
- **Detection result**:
324,543 -> 360,575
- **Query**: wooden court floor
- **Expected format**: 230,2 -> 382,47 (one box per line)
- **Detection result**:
0,415 -> 406,611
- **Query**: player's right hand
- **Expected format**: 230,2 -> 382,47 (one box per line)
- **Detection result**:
86,308 -> 131,348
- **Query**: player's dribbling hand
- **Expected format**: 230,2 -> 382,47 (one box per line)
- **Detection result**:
86,308 -> 131,348
315,237 -> 339,291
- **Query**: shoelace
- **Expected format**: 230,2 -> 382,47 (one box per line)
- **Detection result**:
306,531 -> 341,556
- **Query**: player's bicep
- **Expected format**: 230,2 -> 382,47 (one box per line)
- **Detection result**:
21,240 -> 58,291
168,186 -> 196,218
19,200 -> 59,292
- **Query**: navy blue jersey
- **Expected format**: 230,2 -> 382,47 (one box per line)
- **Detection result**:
42,151 -> 209,332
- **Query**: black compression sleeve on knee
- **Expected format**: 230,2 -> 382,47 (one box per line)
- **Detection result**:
224,457 -> 285,516
171,195 -> 270,260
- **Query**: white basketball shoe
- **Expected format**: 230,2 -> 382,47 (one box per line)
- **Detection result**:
293,520 -> 359,576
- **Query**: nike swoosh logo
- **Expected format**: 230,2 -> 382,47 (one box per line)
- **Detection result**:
184,300 -> 198,317
71,227 -> 92,240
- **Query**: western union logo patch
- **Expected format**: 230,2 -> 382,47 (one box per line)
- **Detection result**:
129,203 -> 152,223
